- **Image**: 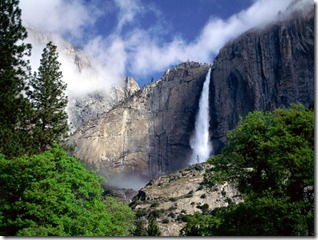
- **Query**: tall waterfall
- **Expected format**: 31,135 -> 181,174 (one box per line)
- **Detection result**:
189,68 -> 212,164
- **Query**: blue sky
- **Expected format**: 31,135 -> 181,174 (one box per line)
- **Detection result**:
92,0 -> 254,44
19,0 -> 301,94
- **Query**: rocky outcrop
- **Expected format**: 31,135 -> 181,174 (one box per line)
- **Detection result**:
68,62 -> 210,188
68,77 -> 140,130
130,162 -> 241,236
209,6 -> 314,154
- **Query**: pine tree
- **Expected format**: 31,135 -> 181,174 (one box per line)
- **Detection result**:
0,0 -> 33,158
28,41 -> 69,151
146,214 -> 161,236
133,219 -> 147,236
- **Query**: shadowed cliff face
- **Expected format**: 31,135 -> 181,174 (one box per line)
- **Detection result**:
209,8 -> 314,154
69,62 -> 210,188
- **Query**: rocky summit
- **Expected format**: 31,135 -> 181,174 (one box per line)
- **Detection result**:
68,4 -> 314,189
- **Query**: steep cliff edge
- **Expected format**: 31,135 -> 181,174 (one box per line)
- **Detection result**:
209,7 -> 314,153
69,62 -> 210,188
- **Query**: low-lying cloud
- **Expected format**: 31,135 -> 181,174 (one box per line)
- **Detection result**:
20,0 -> 310,94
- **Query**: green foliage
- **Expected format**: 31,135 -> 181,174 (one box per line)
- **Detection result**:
179,212 -> 215,236
0,0 -> 33,158
150,201 -> 160,208
200,193 -> 206,199
27,41 -> 69,152
206,104 -> 314,201
176,214 -> 189,222
103,196 -> 136,235
193,163 -> 204,171
133,219 -> 147,236
197,203 -> 209,213
182,197 -> 312,236
135,208 -> 147,218
182,104 -> 314,236
0,145 -> 134,236
162,218 -> 170,224
146,214 -> 161,236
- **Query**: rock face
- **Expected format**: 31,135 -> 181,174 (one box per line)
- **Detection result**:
69,62 -> 210,188
68,77 -> 140,130
68,4 -> 314,188
130,163 -> 241,236
209,7 -> 314,153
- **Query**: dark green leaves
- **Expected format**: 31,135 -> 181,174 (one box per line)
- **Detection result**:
182,104 -> 314,236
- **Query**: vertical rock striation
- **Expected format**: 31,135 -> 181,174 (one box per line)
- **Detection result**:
209,7 -> 314,154
69,62 -> 210,188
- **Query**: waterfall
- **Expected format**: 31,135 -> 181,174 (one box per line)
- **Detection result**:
189,68 -> 212,164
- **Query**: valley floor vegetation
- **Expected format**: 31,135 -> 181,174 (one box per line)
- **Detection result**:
180,104 -> 314,236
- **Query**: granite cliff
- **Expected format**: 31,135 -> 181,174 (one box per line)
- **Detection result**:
69,62 -> 210,188
68,4 -> 314,188
209,6 -> 314,154
68,77 -> 140,130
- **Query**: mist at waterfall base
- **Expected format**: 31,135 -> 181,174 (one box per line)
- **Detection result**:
189,68 -> 212,165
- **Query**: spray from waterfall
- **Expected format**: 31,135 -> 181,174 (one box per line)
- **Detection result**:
189,68 -> 212,164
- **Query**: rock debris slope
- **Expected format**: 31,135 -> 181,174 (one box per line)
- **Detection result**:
130,162 -> 241,236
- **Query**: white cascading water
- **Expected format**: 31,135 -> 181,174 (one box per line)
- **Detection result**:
189,68 -> 212,164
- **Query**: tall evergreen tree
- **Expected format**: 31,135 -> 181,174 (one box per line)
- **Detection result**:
146,214 -> 161,236
0,0 -> 32,158
28,42 -> 68,151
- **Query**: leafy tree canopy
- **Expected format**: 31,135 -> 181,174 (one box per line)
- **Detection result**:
0,145 -> 135,236
181,104 -> 314,236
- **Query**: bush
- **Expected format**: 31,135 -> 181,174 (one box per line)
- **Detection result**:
197,203 -> 209,213
194,164 -> 204,171
135,208 -> 147,218
162,218 -> 170,224
150,202 -> 160,208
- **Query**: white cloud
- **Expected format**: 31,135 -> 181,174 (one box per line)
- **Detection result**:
126,0 -> 295,78
20,0 -> 100,38
20,0 -> 310,95
114,0 -> 144,33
